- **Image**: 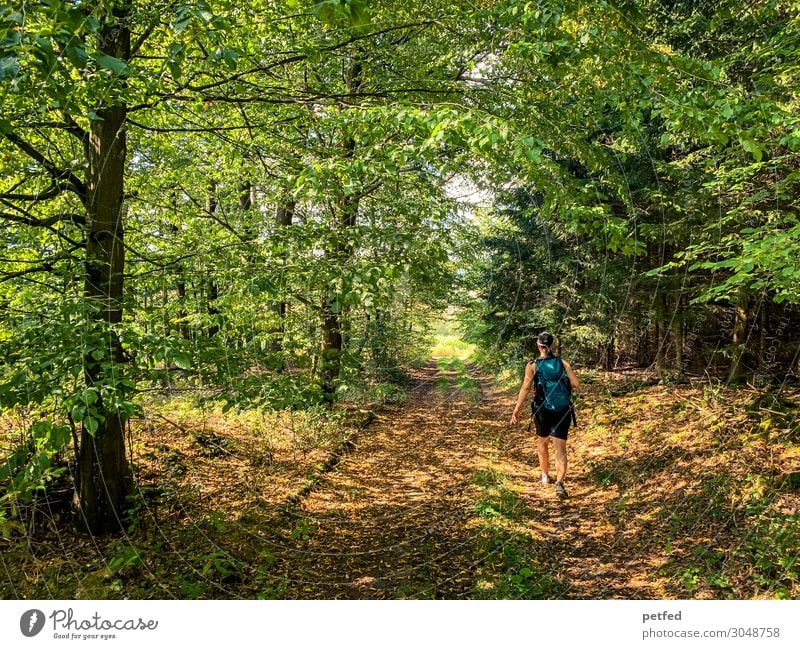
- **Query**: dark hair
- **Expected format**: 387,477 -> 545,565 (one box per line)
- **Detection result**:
537,331 -> 554,353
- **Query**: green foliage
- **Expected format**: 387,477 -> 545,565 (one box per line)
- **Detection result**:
0,419 -> 71,521
288,517 -> 316,542
471,471 -> 562,599
460,187 -> 618,369
738,512 -> 800,596
200,550 -> 242,581
687,216 -> 800,304
314,0 -> 370,30
2,0 -> 799,535
435,356 -> 480,402
105,543 -> 144,579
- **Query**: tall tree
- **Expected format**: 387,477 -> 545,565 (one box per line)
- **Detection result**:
76,3 -> 133,533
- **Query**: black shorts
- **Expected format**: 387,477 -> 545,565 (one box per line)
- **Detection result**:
532,405 -> 571,440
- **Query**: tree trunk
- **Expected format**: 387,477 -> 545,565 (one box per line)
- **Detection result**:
206,279 -> 219,337
756,299 -> 767,381
728,288 -> 749,384
270,197 -> 294,359
205,185 -> 220,337
655,293 -> 668,375
170,190 -> 189,339
672,292 -> 684,378
75,12 -> 132,535
320,304 -> 343,398
239,182 -> 253,224
176,274 -> 188,339
321,191 -> 359,400
636,322 -> 650,367
321,57 -> 363,400
599,334 -> 615,370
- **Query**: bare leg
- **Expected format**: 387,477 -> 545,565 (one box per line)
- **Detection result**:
552,437 -> 567,483
537,436 -> 550,478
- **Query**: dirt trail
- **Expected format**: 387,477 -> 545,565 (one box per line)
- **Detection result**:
273,361 -> 493,598
273,360 -> 661,599
3,358 -> 794,600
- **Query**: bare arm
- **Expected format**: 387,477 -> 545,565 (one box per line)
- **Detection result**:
562,359 -> 580,391
511,362 -> 536,424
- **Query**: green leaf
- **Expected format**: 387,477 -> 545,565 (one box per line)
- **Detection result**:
83,417 -> 99,435
223,48 -> 238,70
173,16 -> 192,32
173,6 -> 192,32
167,60 -> 182,80
49,425 -> 72,450
314,0 -> 340,24
173,352 -> 192,370
65,45 -> 88,68
0,55 -> 19,81
193,3 -> 214,24
348,0 -> 370,28
525,146 -> 542,163
92,52 -> 131,76
0,32 -> 21,48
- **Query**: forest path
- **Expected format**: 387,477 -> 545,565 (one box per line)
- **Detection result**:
274,359 -> 661,599
4,357 -> 791,600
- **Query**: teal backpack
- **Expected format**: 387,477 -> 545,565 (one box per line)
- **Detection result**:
532,356 -> 572,413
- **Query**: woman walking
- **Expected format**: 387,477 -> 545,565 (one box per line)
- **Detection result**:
511,332 -> 580,498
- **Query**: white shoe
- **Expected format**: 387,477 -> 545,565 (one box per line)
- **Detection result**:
540,474 -> 551,484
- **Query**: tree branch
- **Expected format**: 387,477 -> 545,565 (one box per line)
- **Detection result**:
1,132 -> 87,201
0,211 -> 86,227
0,182 -> 66,202
130,22 -> 158,59
0,265 -> 55,281
125,117 -> 273,133
23,116 -> 89,143
290,291 -> 323,313
128,20 -> 442,113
